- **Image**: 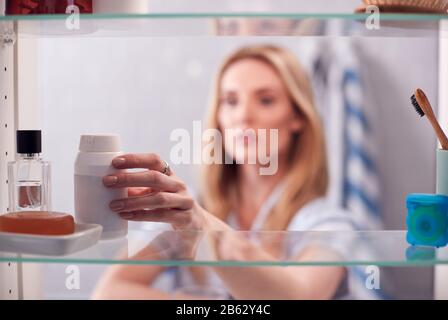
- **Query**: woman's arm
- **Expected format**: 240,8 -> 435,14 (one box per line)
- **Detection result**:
210,233 -> 346,300
92,229 -> 211,300
98,153 -> 345,300
215,264 -> 345,300
92,231 -> 172,300
93,238 -> 345,300
94,226 -> 345,300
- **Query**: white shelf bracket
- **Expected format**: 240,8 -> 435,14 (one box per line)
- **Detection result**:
0,20 -> 19,300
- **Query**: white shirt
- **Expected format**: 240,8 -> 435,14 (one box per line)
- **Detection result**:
227,182 -> 360,232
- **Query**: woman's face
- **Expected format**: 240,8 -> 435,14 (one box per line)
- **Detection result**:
218,58 -> 304,166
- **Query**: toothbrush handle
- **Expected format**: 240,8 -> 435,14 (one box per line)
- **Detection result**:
428,114 -> 448,150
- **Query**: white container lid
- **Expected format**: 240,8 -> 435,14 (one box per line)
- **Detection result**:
79,134 -> 121,153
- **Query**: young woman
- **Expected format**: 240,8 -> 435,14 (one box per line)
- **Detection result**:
93,45 -> 361,300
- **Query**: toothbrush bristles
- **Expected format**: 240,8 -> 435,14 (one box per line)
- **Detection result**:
411,94 -> 425,117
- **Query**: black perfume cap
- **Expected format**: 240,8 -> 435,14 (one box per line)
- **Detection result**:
17,130 -> 42,154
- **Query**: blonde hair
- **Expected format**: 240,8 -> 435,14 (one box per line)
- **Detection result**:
201,44 -> 328,230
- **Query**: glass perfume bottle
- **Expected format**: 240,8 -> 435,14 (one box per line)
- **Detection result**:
8,130 -> 51,212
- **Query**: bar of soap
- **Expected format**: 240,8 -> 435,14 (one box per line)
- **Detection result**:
0,212 -> 75,236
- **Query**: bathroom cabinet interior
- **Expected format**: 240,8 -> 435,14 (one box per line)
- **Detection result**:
1,4 -> 448,299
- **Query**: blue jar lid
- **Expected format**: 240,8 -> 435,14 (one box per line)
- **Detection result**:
406,193 -> 448,205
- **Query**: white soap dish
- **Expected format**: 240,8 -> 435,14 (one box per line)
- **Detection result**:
0,223 -> 103,256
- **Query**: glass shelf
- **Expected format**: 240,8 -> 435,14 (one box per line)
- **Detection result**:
1,13 -> 448,21
0,230 -> 447,267
0,12 -> 447,38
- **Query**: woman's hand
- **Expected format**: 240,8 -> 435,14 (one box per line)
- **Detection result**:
102,153 -> 208,230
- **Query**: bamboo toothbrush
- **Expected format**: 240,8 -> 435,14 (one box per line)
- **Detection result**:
411,88 -> 448,150
355,0 -> 448,14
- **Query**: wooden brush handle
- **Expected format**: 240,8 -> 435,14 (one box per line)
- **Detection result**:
429,116 -> 448,150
